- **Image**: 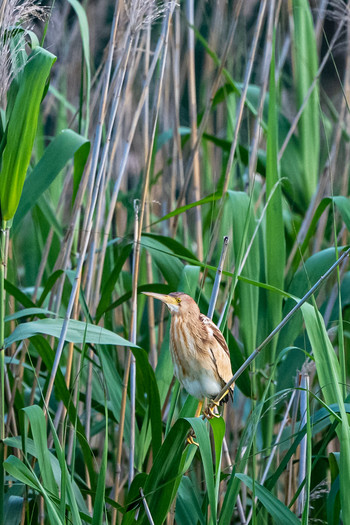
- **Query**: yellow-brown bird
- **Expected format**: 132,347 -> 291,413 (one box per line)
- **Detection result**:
143,291 -> 234,418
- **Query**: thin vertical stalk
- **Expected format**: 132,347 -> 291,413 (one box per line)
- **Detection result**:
248,0 -> 276,187
0,220 -> 8,525
94,11 -> 173,297
278,18 -> 345,161
129,200 -> 139,486
112,3 -> 176,515
143,22 -> 157,369
187,0 -> 203,260
169,7 -> 188,242
202,0 -> 267,264
172,0 -> 244,237
140,488 -> 155,525
43,0 -> 123,409
246,390 -> 296,523
207,237 -> 245,522
207,236 -> 229,320
297,372 -> 309,519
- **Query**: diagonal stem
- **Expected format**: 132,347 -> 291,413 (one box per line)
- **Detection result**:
209,247 -> 350,410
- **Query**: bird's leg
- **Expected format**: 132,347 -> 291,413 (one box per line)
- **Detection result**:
186,431 -> 198,446
216,384 -> 235,405
195,400 -> 203,418
186,400 -> 203,446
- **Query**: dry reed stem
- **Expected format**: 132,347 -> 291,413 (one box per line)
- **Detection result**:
129,201 -> 139,486
203,0 -> 267,267
168,8 -> 188,240
143,22 -> 158,369
112,4 -> 176,507
171,0 -> 244,237
44,0 -> 123,410
248,0 -> 276,187
297,372 -> 309,517
93,11 -> 172,298
187,0 -> 203,261
278,18 -> 345,162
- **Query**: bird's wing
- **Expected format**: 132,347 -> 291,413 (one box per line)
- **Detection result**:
199,314 -> 233,385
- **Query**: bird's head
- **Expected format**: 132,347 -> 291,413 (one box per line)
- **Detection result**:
142,291 -> 198,316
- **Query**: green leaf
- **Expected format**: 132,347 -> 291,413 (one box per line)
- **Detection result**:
291,0 -> 319,203
135,419 -> 193,525
302,302 -> 350,523
67,0 -> 91,137
92,406 -> 108,525
13,129 -> 90,230
141,235 -> 184,289
4,456 -> 63,524
22,405 -> 58,498
96,243 -> 132,321
0,47 -> 56,220
5,318 -> 138,347
224,191 -> 260,355
175,476 -> 205,525
264,31 -> 285,360
5,307 -> 56,322
186,417 -> 217,522
4,455 -> 41,492
236,473 -> 301,524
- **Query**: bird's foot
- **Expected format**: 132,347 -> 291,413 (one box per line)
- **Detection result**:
204,401 -> 220,419
186,429 -> 199,446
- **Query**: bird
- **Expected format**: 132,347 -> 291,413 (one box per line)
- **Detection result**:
142,291 -> 234,421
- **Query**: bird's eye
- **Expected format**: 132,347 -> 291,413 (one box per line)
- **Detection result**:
176,297 -> 181,304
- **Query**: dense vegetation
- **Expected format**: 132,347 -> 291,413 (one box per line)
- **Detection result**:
1,0 -> 350,523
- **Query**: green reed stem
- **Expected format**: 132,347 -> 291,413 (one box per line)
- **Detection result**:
0,219 -> 8,525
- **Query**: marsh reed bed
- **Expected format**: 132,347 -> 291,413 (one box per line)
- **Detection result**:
1,0 -> 350,523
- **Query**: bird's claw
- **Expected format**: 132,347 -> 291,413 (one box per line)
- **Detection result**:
204,402 -> 220,419
186,429 -> 199,446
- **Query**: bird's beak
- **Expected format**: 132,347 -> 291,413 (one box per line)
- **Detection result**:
142,292 -> 178,306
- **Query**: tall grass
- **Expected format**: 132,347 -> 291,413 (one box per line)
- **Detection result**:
1,0 -> 350,523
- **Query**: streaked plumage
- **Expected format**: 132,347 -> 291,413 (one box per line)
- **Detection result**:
143,291 -> 234,405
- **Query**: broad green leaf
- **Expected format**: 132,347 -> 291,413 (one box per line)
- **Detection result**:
224,191 -> 260,355
96,243 -> 133,321
264,32 -> 285,362
4,493 -> 23,524
5,307 -> 56,322
236,473 -> 300,524
151,192 -> 222,227
292,0 -> 319,204
209,417 -> 225,499
134,419 -> 193,525
277,248 -> 339,369
0,47 -> 56,221
22,405 -> 58,498
175,476 -> 205,525
13,129 -> 90,230
23,334 -> 96,488
290,196 -> 350,274
5,317 -> 138,347
141,235 -> 184,289
4,455 -> 41,492
4,456 -> 63,525
98,345 -> 131,442
92,406 -> 108,525
186,417 -> 217,522
5,434 -> 86,521
302,302 -> 350,524
67,0 -> 91,137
